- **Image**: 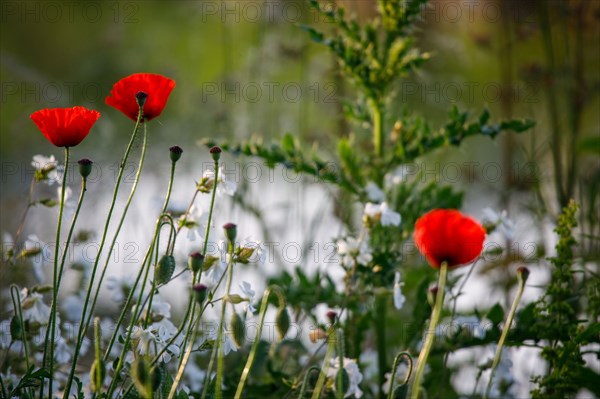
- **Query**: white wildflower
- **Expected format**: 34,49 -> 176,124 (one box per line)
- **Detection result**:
238,281 -> 257,313
106,274 -> 138,303
180,205 -> 209,242
20,289 -> 50,325
327,357 -> 364,398
364,202 -> 401,227
336,235 -> 373,267
393,272 -> 406,310
203,164 -> 238,197
31,154 -> 63,185
365,182 -> 385,202
482,208 -> 515,240
24,235 -> 48,283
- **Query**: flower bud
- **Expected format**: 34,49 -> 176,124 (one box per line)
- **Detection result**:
209,146 -> 222,161
193,284 -> 208,305
155,255 -> 176,285
78,158 -> 93,178
309,328 -> 328,343
276,307 -> 290,339
135,91 -> 148,108
517,266 -> 530,283
131,357 -> 161,397
169,146 -> 183,163
326,310 -> 337,324
230,312 -> 245,348
223,223 -> 237,244
188,252 -> 204,274
90,359 -> 106,394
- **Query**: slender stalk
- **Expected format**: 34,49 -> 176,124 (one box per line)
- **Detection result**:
215,242 -> 235,399
62,110 -> 144,398
335,329 -> 345,399
168,309 -> 202,399
368,97 -> 384,159
13,177 -> 36,245
374,291 -> 387,399
46,146 -> 69,398
297,366 -> 322,399
143,160 -> 177,328
484,273 -> 527,399
409,261 -> 448,399
387,352 -> 413,399
41,172 -> 88,392
234,286 -> 285,399
179,160 -> 220,364
311,330 -> 336,399
83,120 -> 149,334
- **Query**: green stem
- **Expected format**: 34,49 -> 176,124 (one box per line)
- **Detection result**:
297,366 -> 322,399
105,238 -> 157,398
484,276 -> 526,399
409,261 -> 448,399
311,329 -> 336,399
368,97 -> 384,159
47,146 -> 69,399
168,308 -> 202,399
388,352 -> 413,399
42,172 -> 87,390
335,329 -> 345,399
215,242 -> 235,399
143,161 -> 177,328
179,159 -> 220,365
375,292 -> 387,399
83,120 -> 149,334
62,110 -> 144,399
234,286 -> 285,399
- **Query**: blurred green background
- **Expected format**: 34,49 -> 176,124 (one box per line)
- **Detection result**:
1,0 -> 599,271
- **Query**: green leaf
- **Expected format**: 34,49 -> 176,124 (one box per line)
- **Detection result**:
487,303 -> 505,325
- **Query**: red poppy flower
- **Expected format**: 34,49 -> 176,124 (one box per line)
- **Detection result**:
414,209 -> 485,269
31,106 -> 100,147
106,73 -> 176,121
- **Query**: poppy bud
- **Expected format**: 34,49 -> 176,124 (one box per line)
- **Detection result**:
169,146 -> 183,163
517,266 -> 530,283
223,223 -> 237,244
230,312 -> 245,348
135,91 -> 148,108
309,328 -> 328,343
78,158 -> 93,178
90,359 -> 106,393
193,284 -> 208,305
326,310 -> 338,324
276,307 -> 290,339
188,252 -> 204,274
209,146 -> 222,161
155,255 -> 176,285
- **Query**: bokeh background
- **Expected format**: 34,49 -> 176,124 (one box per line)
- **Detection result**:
1,0 -> 599,397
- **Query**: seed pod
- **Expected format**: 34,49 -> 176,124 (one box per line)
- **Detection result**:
169,146 -> 183,163
10,315 -> 22,340
131,357 -> 151,398
517,266 -> 530,283
230,312 -> 245,348
78,158 -> 93,178
155,255 -> 176,285
335,368 -> 350,397
223,223 -> 237,244
276,307 -> 290,339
